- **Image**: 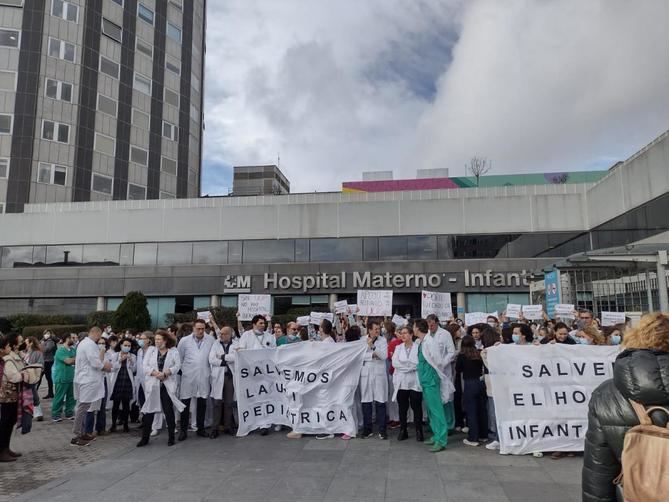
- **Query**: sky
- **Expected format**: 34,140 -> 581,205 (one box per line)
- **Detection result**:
200,0 -> 669,195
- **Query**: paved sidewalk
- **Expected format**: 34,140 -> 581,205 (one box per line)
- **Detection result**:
4,411 -> 583,502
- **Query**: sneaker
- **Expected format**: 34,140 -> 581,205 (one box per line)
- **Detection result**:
429,444 -> 446,453
52,417 -> 63,423
150,429 -> 159,437
463,439 -> 479,447
70,437 -> 90,447
388,421 -> 401,430
363,431 -> 374,439
461,426 -> 469,434
189,425 -> 198,432
273,425 -> 282,432
66,416 -> 75,421
455,426 -> 462,432
316,434 -> 334,440
81,433 -> 96,441
340,434 -> 351,440
533,452 -> 544,458
286,431 -> 302,439
378,432 -> 388,440
485,440 -> 500,450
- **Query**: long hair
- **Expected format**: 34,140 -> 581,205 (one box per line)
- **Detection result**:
460,335 -> 481,360
26,336 -> 42,352
623,313 -> 669,352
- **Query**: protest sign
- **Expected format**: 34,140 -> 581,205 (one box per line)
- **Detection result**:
555,304 -> 575,318
391,314 -> 407,328
487,344 -> 620,455
347,304 -> 358,315
544,270 -> 561,318
296,316 -> 310,326
234,341 -> 367,436
334,300 -> 348,314
196,311 -> 211,322
310,312 -> 334,325
238,294 -> 271,321
601,311 -> 626,327
464,312 -> 488,326
421,291 -> 453,320
505,304 -> 521,319
357,290 -> 393,316
522,305 -> 543,320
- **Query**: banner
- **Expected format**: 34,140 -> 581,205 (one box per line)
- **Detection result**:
505,304 -> 521,319
310,312 -> 334,325
487,344 -> 620,455
234,341 -> 367,437
521,305 -> 543,320
464,311 -> 497,326
601,311 -> 626,327
544,269 -> 561,319
238,294 -> 271,321
391,314 -> 407,328
555,304 -> 575,318
357,290 -> 392,316
421,291 -> 452,319
196,310 -> 211,322
334,300 -> 348,314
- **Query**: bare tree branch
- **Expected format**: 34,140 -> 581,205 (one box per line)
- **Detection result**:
465,156 -> 492,186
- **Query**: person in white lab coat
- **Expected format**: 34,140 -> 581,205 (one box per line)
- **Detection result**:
72,327 -> 112,446
108,338 -> 136,433
208,326 -> 238,438
138,331 -> 184,447
391,326 -> 423,442
177,319 -> 215,440
360,320 -> 388,439
426,314 -> 457,431
319,319 -> 336,343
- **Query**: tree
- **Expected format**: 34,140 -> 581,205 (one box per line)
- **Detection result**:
465,156 -> 492,187
113,291 -> 151,331
550,173 -> 570,184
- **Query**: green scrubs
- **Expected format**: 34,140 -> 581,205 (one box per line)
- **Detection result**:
52,345 -> 76,419
418,343 -> 448,447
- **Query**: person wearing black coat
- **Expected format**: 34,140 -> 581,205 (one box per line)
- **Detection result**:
582,313 -> 669,502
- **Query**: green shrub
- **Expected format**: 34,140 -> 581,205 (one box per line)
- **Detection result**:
113,292 -> 151,332
8,314 -> 74,332
0,317 -> 12,334
87,311 -> 116,329
22,324 -> 88,339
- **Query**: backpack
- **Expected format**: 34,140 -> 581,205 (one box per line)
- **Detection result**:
614,400 -> 669,502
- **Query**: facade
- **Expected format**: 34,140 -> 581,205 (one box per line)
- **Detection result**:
0,0 -> 206,213
0,130 -> 667,326
232,165 -> 290,196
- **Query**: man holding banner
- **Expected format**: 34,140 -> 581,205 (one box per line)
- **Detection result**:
359,320 -> 389,439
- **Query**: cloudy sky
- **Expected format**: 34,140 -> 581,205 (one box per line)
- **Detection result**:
200,0 -> 669,195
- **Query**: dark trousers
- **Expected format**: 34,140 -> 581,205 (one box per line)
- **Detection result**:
85,380 -> 107,434
462,379 -> 488,442
213,373 -> 236,430
41,361 -> 54,397
143,385 -> 176,441
397,390 -> 423,430
453,373 -> 464,428
362,401 -> 387,435
180,396 -> 206,433
0,402 -> 17,451
111,398 -> 131,427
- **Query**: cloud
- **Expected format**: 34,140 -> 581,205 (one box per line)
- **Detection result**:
201,0 -> 669,195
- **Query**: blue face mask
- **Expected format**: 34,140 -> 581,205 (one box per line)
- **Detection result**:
137,340 -> 144,348
512,334 -> 521,344
121,346 -> 131,353
610,335 -> 621,345
578,337 -> 591,345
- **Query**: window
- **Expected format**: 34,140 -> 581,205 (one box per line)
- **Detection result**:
379,236 -> 408,260
0,29 -> 19,48
41,120 -> 69,143
169,0 -> 183,10
48,37 -> 75,62
0,0 -> 24,7
162,121 -> 177,141
101,18 -> 122,42
166,22 -> 181,43
97,94 -> 117,117
94,133 -> 115,156
0,70 -> 16,91
137,3 -> 154,25
160,191 -> 176,199
91,173 -> 113,194
82,244 -> 120,265
133,72 -> 151,95
99,56 -> 120,78
165,58 -> 180,75
130,146 -> 148,165
164,88 -> 179,107
0,158 -> 9,178
110,0 -> 123,6
161,156 -> 177,175
243,240 -> 295,264
127,183 -> 146,200
37,162 -> 66,186
408,235 -> 437,260
45,78 -> 72,102
133,243 -> 157,265
131,109 -> 150,129
193,242 -> 227,265
51,0 -> 79,22
157,242 -> 192,265
310,238 -> 363,262
0,114 -> 12,134
136,38 -> 153,58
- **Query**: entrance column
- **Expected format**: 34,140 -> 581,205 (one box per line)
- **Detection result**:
210,295 -> 221,308
96,296 -> 106,311
657,250 -> 669,312
456,292 -> 466,320
328,293 -> 337,312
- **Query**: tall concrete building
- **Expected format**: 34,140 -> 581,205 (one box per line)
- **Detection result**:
0,0 -> 206,213
232,165 -> 290,196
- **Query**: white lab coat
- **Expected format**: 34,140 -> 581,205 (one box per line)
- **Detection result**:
359,335 -> 388,403
107,351 -> 137,403
73,337 -> 106,403
208,338 -> 239,400
177,333 -> 216,400
421,333 -> 455,404
135,347 -> 150,400
391,342 -> 421,401
237,330 -> 276,350
141,347 -> 185,415
321,336 -> 336,343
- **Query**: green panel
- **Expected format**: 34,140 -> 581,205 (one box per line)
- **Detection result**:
107,298 -> 123,310
146,297 -> 175,329
220,296 -> 238,308
193,296 -> 210,309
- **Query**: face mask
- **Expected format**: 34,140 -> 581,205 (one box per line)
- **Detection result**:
156,342 -> 165,350
578,337 -> 591,345
512,334 -> 521,344
610,335 -> 621,345
121,346 -> 131,353
137,340 -> 145,348
254,329 -> 264,336
44,334 -> 51,339
288,335 -> 298,341
488,322 -> 497,328
99,344 -> 106,350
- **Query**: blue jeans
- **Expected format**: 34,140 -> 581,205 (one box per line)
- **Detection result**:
462,379 -> 487,442
362,401 -> 387,435
85,380 -> 107,434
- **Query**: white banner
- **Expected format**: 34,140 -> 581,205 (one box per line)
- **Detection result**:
347,304 -> 359,315
296,316 -> 311,326
391,314 -> 407,328
464,312 -> 488,326
421,291 -> 452,320
334,300 -> 348,314
555,304 -> 575,318
357,290 -> 393,316
234,341 -> 367,436
601,311 -> 626,327
521,305 -> 543,320
505,304 -> 521,319
196,310 -> 211,322
487,344 -> 620,455
310,312 -> 334,325
238,294 -> 271,321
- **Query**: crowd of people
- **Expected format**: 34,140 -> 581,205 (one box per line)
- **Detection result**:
0,306 -> 665,481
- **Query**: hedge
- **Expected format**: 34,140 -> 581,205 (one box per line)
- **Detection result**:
22,324 -> 88,339
8,314 -> 75,332
114,292 -> 151,332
